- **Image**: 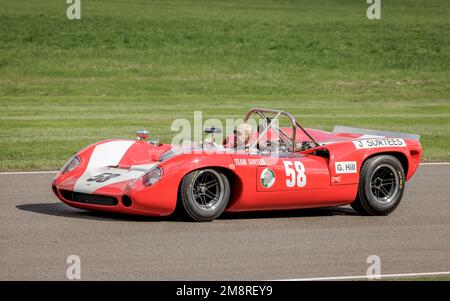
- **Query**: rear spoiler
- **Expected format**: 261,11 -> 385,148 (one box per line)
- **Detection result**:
333,126 -> 420,141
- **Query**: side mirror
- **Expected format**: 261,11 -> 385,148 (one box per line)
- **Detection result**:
204,127 -> 222,134
203,127 -> 222,146
136,129 -> 149,140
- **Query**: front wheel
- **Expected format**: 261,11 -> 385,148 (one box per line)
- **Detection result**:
351,155 -> 405,216
179,169 -> 230,222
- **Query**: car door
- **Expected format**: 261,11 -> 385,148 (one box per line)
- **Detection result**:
255,153 -> 332,209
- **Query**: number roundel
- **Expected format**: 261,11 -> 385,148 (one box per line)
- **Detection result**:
283,161 -> 306,188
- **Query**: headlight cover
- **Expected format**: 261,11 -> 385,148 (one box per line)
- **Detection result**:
142,165 -> 163,186
61,156 -> 81,174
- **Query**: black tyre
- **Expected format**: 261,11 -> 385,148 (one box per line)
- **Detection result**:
179,169 -> 230,222
351,155 -> 405,216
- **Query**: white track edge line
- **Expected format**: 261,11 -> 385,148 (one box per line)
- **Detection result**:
0,171 -> 59,175
271,271 -> 450,281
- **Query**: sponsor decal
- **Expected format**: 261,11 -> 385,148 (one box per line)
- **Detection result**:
353,138 -> 406,149
260,168 -> 275,188
234,158 -> 266,166
335,161 -> 357,174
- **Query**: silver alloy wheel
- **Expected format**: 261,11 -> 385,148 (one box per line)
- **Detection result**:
190,170 -> 225,211
369,164 -> 399,204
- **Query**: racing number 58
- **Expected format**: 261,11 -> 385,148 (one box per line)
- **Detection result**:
283,161 -> 306,188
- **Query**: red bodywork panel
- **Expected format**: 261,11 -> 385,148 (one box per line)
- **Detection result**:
52,128 -> 422,216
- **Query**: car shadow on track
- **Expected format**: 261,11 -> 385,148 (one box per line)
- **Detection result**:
220,206 -> 358,220
16,202 -> 175,222
17,202 -> 358,222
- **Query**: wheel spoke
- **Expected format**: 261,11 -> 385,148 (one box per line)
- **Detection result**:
379,185 -> 390,197
379,168 -> 388,178
204,173 -> 211,183
198,173 -> 207,184
200,195 -> 208,206
372,188 -> 379,198
205,181 -> 218,189
372,187 -> 378,198
204,190 -> 217,200
194,193 -> 201,202
382,179 -> 394,185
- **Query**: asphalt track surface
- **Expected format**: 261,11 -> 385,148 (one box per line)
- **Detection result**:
1,165 -> 449,280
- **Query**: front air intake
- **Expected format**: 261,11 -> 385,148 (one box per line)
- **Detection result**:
121,195 -> 133,207
59,190 -> 118,206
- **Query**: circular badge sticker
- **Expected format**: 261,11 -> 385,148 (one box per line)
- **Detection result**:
260,168 -> 275,188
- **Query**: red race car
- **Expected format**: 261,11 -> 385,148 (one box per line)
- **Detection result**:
52,108 -> 422,221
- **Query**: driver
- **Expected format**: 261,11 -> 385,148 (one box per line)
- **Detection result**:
223,123 -> 253,149
236,123 -> 253,148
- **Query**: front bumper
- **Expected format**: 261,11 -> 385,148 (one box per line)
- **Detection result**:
51,178 -> 178,217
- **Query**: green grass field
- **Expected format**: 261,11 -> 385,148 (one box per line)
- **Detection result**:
0,0 -> 449,170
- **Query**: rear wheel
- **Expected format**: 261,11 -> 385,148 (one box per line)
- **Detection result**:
179,169 -> 230,222
351,155 -> 405,216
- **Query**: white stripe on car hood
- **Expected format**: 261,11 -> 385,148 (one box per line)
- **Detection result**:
85,140 -> 135,170
74,140 -> 136,194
